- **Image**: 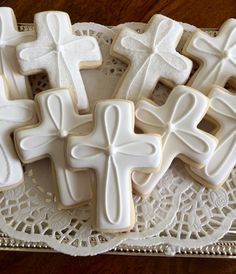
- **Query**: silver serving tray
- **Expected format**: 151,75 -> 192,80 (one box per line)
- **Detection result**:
1,225 -> 236,257
1,24 -> 235,257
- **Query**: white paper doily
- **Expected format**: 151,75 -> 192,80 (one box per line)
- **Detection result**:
125,165 -> 236,255
0,157 -> 191,256
0,21 -> 235,256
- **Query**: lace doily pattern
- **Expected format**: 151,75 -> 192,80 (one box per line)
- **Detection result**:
0,158 -> 190,255
0,163 -> 123,256
128,160 -> 191,239
125,165 -> 236,254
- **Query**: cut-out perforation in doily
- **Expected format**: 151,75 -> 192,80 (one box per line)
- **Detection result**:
0,22 -> 235,256
125,165 -> 236,254
0,156 -> 191,256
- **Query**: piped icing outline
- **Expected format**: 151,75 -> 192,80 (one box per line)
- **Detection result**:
16,11 -> 102,112
111,14 -> 192,102
184,19 -> 236,94
67,100 -> 162,232
187,86 -> 236,188
15,88 -> 94,208
0,75 -> 37,189
0,7 -> 34,99
133,85 -> 218,196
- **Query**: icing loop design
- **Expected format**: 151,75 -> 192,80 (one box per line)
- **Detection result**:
17,11 -> 102,111
111,14 -> 192,102
188,87 -> 236,188
184,19 -> 236,94
133,85 -> 218,196
0,76 -> 37,188
0,7 -> 34,99
67,100 -> 162,232
15,89 -> 93,208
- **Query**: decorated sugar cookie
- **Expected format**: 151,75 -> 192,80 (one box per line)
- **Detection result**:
183,19 -> 236,94
67,100 -> 162,232
187,87 -> 236,188
15,89 -> 93,208
110,14 -> 192,102
133,85 -> 218,196
16,11 -> 102,111
0,76 -> 37,190
0,7 -> 34,99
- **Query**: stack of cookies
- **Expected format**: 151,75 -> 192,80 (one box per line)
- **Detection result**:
0,7 -> 235,233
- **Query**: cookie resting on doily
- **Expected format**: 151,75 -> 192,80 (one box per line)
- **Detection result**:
0,12 -> 235,257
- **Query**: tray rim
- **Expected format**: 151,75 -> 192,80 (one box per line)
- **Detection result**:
0,231 -> 236,258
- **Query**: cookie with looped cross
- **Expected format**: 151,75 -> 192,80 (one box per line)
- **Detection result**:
110,14 -> 192,102
67,100 -> 162,233
16,11 -> 102,112
14,88 -> 94,209
132,85 -> 218,196
187,86 -> 236,189
0,75 -> 37,190
183,19 -> 236,94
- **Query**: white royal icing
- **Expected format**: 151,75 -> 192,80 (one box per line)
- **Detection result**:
111,14 -> 192,102
184,19 -> 236,94
67,100 -> 162,232
0,75 -> 36,189
0,7 -> 34,99
15,89 -> 94,208
17,11 -> 102,111
133,85 -> 218,196
188,87 -> 236,187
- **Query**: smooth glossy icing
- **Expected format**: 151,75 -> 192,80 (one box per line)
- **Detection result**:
17,11 -> 102,111
111,14 -> 192,102
184,19 -> 236,94
67,100 -> 162,232
0,75 -> 36,189
133,85 -> 218,196
188,86 -> 236,187
15,89 -> 93,208
0,7 -> 34,99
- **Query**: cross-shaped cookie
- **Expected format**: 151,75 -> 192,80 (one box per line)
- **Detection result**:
0,7 -> 34,99
111,14 -> 192,102
187,86 -> 236,188
15,89 -> 93,208
183,19 -> 236,94
133,85 -> 218,196
67,100 -> 162,232
17,11 -> 102,111
0,76 -> 36,189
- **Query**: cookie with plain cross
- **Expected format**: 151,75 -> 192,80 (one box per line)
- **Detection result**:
133,85 -> 218,196
0,75 -> 37,190
67,100 -> 162,232
110,14 -> 192,102
14,88 -> 94,208
16,11 -> 102,112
